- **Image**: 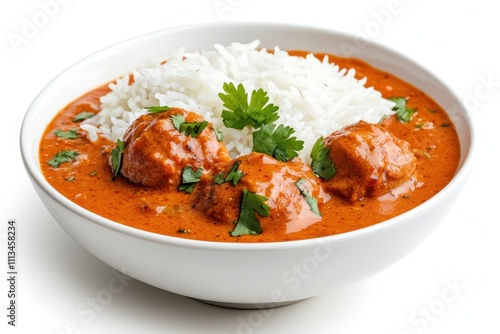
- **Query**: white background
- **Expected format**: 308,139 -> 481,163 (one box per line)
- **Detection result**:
1,0 -> 499,333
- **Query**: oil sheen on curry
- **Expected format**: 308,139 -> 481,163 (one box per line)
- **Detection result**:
39,51 -> 460,242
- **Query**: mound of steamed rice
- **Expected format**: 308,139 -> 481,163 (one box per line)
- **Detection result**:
81,40 -> 395,164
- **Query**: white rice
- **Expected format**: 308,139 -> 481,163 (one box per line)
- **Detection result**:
81,40 -> 395,163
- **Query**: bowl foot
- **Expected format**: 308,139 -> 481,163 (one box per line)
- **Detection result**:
194,298 -> 307,309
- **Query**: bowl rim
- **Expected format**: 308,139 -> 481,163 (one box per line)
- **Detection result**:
20,21 -> 475,252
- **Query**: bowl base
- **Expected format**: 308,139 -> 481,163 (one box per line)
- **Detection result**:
194,298 -> 307,309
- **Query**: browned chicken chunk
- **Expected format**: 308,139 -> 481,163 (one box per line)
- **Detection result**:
194,152 -> 330,235
115,107 -> 230,188
323,120 -> 417,201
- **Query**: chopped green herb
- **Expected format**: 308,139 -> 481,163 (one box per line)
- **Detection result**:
295,178 -> 321,216
252,123 -> 304,162
177,228 -> 190,234
111,139 -> 125,179
310,137 -> 336,180
212,127 -> 224,141
89,171 -> 97,176
48,150 -> 79,168
441,123 -> 450,127
170,114 -> 185,131
219,82 -> 279,130
73,112 -> 95,122
65,176 -> 75,182
214,161 -> 245,186
178,166 -> 203,193
146,105 -> 171,113
388,97 -> 415,123
54,129 -> 79,139
230,190 -> 270,237
180,121 -> 209,138
170,114 -> 209,138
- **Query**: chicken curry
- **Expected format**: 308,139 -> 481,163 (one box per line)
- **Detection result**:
39,51 -> 460,242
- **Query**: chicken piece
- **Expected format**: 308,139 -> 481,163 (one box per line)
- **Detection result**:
323,120 -> 417,201
115,108 -> 230,188
194,152 -> 330,235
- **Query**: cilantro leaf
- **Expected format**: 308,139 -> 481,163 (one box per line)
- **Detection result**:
388,97 -> 415,123
178,166 -> 203,193
170,114 -> 185,131
146,105 -> 171,114
180,121 -> 209,138
73,112 -> 95,122
214,161 -> 245,186
230,189 -> 270,237
252,123 -> 304,162
111,139 -> 125,179
295,178 -> 321,216
54,129 -> 79,139
47,150 -> 79,168
219,82 -> 279,130
212,127 -> 224,141
170,114 -> 209,138
310,137 -> 336,180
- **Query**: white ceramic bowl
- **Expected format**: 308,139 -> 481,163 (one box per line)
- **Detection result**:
20,22 -> 474,308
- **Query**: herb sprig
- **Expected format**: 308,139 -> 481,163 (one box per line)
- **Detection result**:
178,166 -> 203,193
310,137 -> 336,180
73,112 -> 95,122
219,82 -> 279,130
110,139 -> 125,179
170,114 -> 209,138
214,161 -> 245,186
295,178 -> 321,216
388,97 -> 415,123
48,150 -> 79,168
219,82 -> 303,162
252,123 -> 304,162
230,190 -> 270,237
54,129 -> 79,139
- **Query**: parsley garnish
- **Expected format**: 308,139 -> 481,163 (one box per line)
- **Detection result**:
181,121 -> 209,137
310,137 -> 336,180
48,150 -> 79,168
170,114 -> 185,130
252,123 -> 304,162
54,129 -> 79,139
212,127 -> 224,141
146,106 -> 171,113
73,112 -> 95,122
295,178 -> 321,216
214,161 -> 245,185
111,139 -> 125,179
388,97 -> 415,123
230,189 -> 270,237
170,114 -> 209,138
178,166 -> 203,193
219,82 -> 279,130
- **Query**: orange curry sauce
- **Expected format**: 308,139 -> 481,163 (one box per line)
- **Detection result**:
39,52 -> 460,242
